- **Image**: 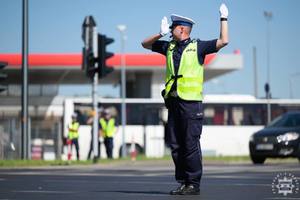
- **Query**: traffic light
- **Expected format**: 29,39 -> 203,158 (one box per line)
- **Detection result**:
0,62 -> 8,93
97,34 -> 114,78
82,48 -> 96,78
81,16 -> 115,79
82,16 -> 97,78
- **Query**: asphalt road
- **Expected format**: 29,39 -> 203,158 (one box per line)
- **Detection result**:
0,160 -> 299,200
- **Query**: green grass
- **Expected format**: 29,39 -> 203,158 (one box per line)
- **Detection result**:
0,155 -> 245,167
0,155 -> 298,167
0,159 -> 93,167
203,155 -> 251,162
0,155 -> 168,168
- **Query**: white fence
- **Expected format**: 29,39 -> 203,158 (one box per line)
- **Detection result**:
62,125 -> 263,160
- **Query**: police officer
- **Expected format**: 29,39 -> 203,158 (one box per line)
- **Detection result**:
68,113 -> 80,160
99,109 -> 118,159
141,4 -> 229,195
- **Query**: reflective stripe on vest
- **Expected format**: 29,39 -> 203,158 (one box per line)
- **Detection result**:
68,122 -> 79,139
100,118 -> 116,138
165,40 -> 203,101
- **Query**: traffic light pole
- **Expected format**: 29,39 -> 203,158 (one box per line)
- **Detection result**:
82,16 -> 115,161
92,71 -> 99,162
92,26 -> 99,162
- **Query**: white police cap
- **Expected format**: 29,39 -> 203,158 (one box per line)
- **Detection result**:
170,14 -> 195,28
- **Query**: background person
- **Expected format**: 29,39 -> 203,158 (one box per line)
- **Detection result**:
99,109 -> 118,159
67,113 -> 80,160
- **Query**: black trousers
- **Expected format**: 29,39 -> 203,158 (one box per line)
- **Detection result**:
165,97 -> 203,188
104,137 -> 114,159
71,138 -> 80,160
87,137 -> 101,160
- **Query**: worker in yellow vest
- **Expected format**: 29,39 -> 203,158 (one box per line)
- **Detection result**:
141,4 -> 229,195
68,113 -> 80,160
99,109 -> 118,159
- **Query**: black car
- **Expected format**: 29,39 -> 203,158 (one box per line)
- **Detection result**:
249,111 -> 300,164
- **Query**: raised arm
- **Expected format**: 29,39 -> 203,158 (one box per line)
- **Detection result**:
141,34 -> 162,50
141,16 -> 170,50
216,3 -> 229,51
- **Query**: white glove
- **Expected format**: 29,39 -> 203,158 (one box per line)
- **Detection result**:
219,3 -> 229,18
159,16 -> 170,37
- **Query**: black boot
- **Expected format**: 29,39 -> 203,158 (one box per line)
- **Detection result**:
170,184 -> 186,195
180,184 -> 200,195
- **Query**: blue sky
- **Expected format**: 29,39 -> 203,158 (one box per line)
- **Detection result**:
1,0 -> 300,98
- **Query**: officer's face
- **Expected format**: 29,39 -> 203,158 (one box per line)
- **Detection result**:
171,25 -> 191,41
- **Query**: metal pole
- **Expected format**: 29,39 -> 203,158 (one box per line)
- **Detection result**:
21,0 -> 29,159
92,28 -> 99,161
92,72 -> 99,161
264,11 -> 272,124
57,121 -> 62,159
253,47 -> 258,98
117,25 -> 127,158
27,117 -> 31,159
266,15 -> 271,124
266,17 -> 271,87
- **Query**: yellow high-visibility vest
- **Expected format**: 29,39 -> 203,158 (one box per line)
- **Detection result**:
100,118 -> 116,138
68,122 -> 79,139
165,40 -> 203,101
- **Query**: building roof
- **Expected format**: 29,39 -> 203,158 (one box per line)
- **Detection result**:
0,53 -> 216,68
0,52 -> 242,84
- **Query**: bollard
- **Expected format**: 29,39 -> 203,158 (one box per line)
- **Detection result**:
130,136 -> 137,161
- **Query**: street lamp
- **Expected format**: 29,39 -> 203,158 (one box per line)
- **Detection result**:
264,11 -> 272,124
117,25 -> 127,158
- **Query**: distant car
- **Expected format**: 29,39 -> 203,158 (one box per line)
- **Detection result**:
249,111 -> 300,164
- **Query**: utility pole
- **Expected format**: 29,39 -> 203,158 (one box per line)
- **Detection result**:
21,0 -> 29,159
264,11 -> 273,124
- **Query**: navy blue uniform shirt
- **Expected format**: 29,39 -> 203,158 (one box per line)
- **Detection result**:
152,38 -> 218,75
